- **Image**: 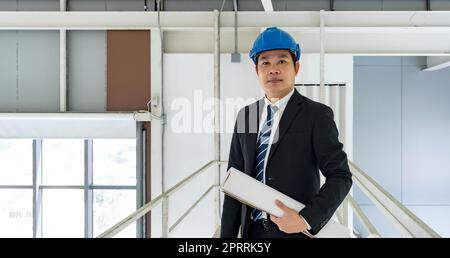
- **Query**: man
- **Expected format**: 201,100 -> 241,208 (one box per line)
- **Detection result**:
221,27 -> 352,238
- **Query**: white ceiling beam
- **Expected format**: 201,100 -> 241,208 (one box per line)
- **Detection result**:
261,0 -> 274,12
2,11 -> 450,29
0,112 -> 152,122
0,11 -> 319,29
163,28 -> 450,55
1,11 -> 450,55
324,11 -> 450,27
423,56 -> 450,71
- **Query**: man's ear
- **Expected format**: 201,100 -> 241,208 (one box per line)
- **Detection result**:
295,61 -> 300,75
255,65 -> 259,75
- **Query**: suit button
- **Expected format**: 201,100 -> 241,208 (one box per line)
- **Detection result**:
267,177 -> 273,181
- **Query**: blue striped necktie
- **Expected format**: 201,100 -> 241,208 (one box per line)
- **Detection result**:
251,104 -> 278,221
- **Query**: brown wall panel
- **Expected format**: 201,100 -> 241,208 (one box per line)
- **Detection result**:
107,30 -> 152,237
107,30 -> 150,111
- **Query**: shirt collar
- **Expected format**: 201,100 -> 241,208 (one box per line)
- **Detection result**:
263,88 -> 295,113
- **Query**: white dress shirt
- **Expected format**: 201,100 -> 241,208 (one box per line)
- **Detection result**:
257,88 -> 293,220
257,88 -> 295,184
257,88 -> 311,230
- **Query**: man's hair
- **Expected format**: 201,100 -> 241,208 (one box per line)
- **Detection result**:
256,51 -> 297,67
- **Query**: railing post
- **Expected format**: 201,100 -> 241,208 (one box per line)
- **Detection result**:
319,9 -> 326,187
319,9 -> 325,103
162,196 -> 169,238
213,9 -> 222,236
341,197 -> 350,228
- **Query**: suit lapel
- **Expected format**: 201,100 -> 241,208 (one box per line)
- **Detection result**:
267,90 -> 304,165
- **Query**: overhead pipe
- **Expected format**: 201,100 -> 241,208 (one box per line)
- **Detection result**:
231,0 -> 240,62
154,0 -> 169,238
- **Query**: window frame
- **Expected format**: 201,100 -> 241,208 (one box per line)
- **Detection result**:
0,134 -> 145,238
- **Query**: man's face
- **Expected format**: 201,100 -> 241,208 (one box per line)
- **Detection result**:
255,49 -> 300,100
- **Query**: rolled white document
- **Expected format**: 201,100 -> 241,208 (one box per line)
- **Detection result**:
221,167 -> 350,238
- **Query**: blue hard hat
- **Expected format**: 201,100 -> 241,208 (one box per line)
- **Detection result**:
249,27 -> 301,65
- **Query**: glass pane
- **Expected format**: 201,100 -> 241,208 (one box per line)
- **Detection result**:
42,139 -> 84,185
42,189 -> 84,238
93,190 -> 136,238
93,139 -> 136,185
0,140 -> 32,185
0,189 -> 32,238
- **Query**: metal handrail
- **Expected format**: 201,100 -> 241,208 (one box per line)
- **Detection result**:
97,193 -> 164,238
165,160 -> 216,197
99,158 -> 440,238
169,185 -> 217,233
349,161 -> 440,238
98,160 -> 221,238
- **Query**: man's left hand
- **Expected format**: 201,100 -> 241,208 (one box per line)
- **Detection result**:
270,200 -> 308,234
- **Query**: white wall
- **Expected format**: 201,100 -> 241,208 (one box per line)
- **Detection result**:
152,54 -> 215,237
296,54 -> 354,158
353,56 -> 450,237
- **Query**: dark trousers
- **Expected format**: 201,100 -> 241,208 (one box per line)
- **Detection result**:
247,218 -> 309,238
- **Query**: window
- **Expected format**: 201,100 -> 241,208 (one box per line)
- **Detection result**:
42,189 -> 84,238
0,138 -> 141,238
93,139 -> 136,185
92,139 -> 138,238
94,190 -> 136,238
0,189 -> 33,238
0,140 -> 32,185
0,139 -> 33,238
42,139 -> 84,185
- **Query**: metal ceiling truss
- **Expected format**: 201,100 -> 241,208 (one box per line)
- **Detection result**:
1,11 -> 450,55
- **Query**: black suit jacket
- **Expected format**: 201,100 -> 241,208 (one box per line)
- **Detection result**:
220,90 -> 352,238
